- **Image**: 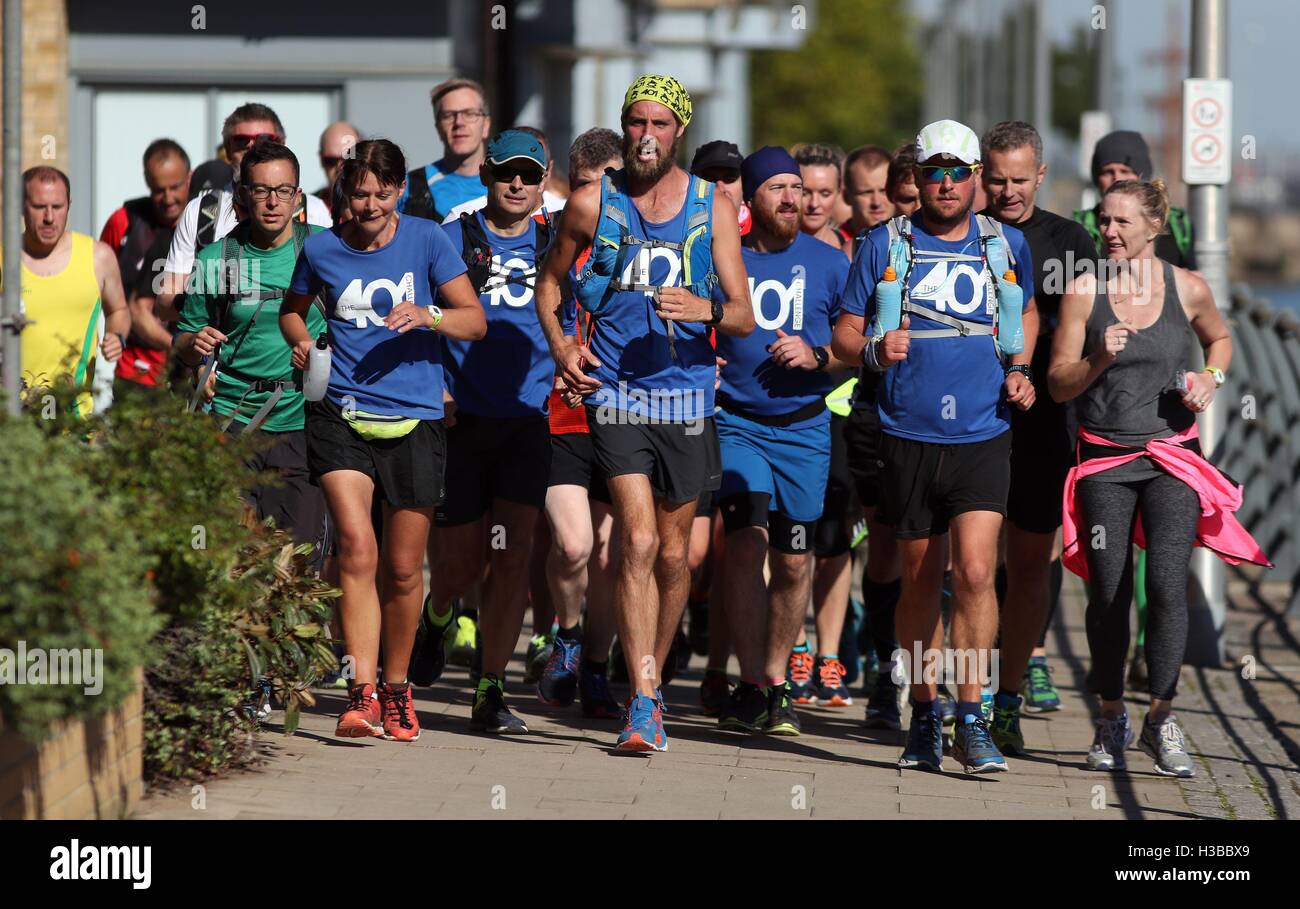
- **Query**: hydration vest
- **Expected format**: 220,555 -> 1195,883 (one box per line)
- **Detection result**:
876,213 -> 1019,359
458,209 -> 555,295
574,169 -> 716,317
404,165 -> 444,221
1074,204 -> 1192,264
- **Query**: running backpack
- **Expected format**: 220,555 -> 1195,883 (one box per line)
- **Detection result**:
573,169 -> 716,316
458,209 -> 555,295
403,165 -> 444,221
876,213 -> 1020,358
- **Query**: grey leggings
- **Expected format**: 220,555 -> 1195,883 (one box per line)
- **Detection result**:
1078,473 -> 1200,701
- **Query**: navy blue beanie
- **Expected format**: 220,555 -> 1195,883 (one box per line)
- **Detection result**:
742,146 -> 801,201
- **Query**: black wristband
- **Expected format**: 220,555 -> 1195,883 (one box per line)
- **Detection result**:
813,345 -> 829,371
706,298 -> 724,326
1004,363 -> 1032,380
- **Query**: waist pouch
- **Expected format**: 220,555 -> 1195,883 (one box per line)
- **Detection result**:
717,392 -> 826,428
318,397 -> 420,440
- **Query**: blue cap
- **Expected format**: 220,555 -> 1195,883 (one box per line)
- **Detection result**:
741,146 -> 800,201
486,129 -> 548,169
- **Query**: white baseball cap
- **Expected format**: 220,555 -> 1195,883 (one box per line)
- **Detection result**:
915,119 -> 981,165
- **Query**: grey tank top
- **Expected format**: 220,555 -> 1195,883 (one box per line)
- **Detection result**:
1077,260 -> 1195,482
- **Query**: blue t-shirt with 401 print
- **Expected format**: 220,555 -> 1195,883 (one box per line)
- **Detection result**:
288,215 -> 469,420
840,211 -> 1034,443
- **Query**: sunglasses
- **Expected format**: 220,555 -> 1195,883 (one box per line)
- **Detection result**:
320,156 -> 342,169
490,163 -> 544,186
918,164 -> 977,184
229,132 -> 283,150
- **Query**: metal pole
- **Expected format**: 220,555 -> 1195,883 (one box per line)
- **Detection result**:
1186,0 -> 1229,666
1032,0 -> 1050,135
2,0 -> 22,418
1093,0 -> 1111,113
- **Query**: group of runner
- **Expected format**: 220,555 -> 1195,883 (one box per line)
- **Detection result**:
11,72 -> 1268,776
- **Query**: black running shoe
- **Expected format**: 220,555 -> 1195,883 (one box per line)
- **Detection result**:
718,682 -> 769,733
408,594 -> 452,687
864,671 -> 903,730
470,678 -> 528,735
763,682 -> 802,736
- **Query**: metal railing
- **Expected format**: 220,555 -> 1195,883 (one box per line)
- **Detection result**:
1216,284 -> 1300,614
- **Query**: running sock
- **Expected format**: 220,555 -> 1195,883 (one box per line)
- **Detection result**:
995,689 -> 1020,705
426,600 -> 454,626
819,653 -> 839,662
911,698 -> 935,713
957,701 -> 983,723
555,623 -> 581,643
768,676 -> 786,688
477,673 -> 502,695
792,641 -> 810,655
581,657 -> 606,677
862,577 -> 901,664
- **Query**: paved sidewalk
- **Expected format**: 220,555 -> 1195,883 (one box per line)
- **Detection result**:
137,579 -> 1300,820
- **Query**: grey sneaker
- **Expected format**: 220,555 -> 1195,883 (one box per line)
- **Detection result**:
1087,712 -> 1134,771
1139,715 -> 1196,777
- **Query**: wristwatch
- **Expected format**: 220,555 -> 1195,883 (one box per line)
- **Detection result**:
1005,364 -> 1032,381
1202,366 -> 1226,387
812,346 -> 830,371
706,298 -> 724,326
426,305 -> 443,330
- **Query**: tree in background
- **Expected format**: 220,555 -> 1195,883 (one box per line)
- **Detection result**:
1051,22 -> 1097,141
751,0 -> 922,152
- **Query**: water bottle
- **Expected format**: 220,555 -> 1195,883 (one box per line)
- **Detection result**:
1166,369 -> 1194,396
996,269 -> 1025,356
303,336 -> 331,402
874,265 -> 902,335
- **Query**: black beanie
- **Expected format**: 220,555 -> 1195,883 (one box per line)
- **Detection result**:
1090,130 -> 1153,183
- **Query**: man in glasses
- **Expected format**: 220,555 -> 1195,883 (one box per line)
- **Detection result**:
440,126 -> 567,224
399,78 -> 492,223
158,103 -> 333,320
832,119 -> 1039,774
313,121 -> 361,205
416,131 -> 556,735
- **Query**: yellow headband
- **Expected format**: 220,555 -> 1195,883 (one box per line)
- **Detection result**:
622,74 -> 692,128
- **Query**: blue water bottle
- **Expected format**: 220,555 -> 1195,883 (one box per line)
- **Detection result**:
874,264 -> 902,336
996,269 -> 1024,356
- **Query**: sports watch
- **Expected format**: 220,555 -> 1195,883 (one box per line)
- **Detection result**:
706,298 -> 724,326
812,345 -> 830,371
426,305 -> 444,330
1202,366 -> 1225,387
1005,364 -> 1032,381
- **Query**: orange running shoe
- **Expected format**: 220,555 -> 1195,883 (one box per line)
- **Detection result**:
787,650 -> 816,704
814,657 -> 854,707
336,682 -> 383,738
379,682 -> 421,742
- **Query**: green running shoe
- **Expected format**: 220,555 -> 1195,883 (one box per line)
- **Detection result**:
763,682 -> 802,736
448,613 -> 478,667
1022,656 -> 1062,712
719,682 -> 769,733
523,632 -> 554,684
990,692 -> 1025,756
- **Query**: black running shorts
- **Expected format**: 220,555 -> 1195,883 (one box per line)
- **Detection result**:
586,407 -> 722,505
878,430 -> 1012,539
548,431 -> 611,504
437,411 -> 552,526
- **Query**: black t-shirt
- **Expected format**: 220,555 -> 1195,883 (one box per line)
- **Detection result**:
134,226 -> 177,301
983,206 -> 1098,332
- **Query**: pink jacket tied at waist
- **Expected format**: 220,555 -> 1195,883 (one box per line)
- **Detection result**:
1061,424 -> 1272,580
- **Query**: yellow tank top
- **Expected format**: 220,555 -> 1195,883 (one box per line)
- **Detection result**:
17,232 -> 102,413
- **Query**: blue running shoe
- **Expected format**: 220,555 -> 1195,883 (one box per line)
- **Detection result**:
537,634 -> 581,707
898,703 -> 944,771
952,714 -> 1009,773
616,693 -> 665,752
653,687 -> 668,749
579,663 -> 622,719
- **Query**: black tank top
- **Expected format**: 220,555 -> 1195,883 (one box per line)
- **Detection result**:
1078,260 -> 1195,482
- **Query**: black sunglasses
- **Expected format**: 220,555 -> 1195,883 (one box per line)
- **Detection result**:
490,163 -> 544,186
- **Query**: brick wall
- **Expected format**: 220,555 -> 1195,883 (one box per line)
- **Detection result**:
0,0 -> 69,184
0,667 -> 144,820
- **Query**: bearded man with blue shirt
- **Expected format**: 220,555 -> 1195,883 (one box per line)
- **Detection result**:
832,120 -> 1038,774
713,147 -> 851,738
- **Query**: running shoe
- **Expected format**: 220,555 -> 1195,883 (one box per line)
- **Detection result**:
579,663 -> 622,719
718,682 -> 769,734
318,669 -> 349,690
335,683 -> 382,738
935,684 -> 957,731
537,634 -> 581,707
699,670 -> 731,717
241,677 -> 273,723
1022,655 -> 1062,712
470,677 -> 528,735
763,682 -> 802,736
787,650 -> 816,704
990,692 -> 1025,756
653,687 -> 668,749
378,681 -> 421,742
1139,715 -> 1196,778
687,598 -> 710,656
864,671 -> 902,730
1087,712 -> 1134,771
448,610 -> 478,668
951,714 -> 1009,774
898,703 -> 943,771
616,693 -> 665,752
409,593 -> 452,687
839,598 -> 864,687
523,632 -> 554,685
814,657 -> 853,707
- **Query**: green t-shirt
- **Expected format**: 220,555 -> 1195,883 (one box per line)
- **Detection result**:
178,225 -> 326,433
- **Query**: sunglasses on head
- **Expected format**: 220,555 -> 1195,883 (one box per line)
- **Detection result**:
918,164 -> 977,184
229,132 -> 283,150
490,163 -> 544,185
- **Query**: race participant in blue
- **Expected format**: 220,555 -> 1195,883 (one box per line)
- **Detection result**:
832,120 -> 1039,774
535,74 -> 754,753
713,147 -> 850,737
416,130 -> 557,736
397,78 -> 491,222
280,139 -> 486,747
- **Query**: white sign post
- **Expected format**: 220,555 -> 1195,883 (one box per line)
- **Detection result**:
1183,78 -> 1232,185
